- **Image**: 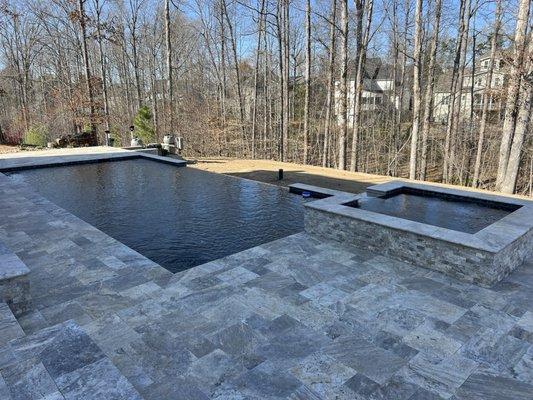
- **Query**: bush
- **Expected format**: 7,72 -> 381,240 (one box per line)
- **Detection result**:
133,106 -> 155,143
24,124 -> 48,147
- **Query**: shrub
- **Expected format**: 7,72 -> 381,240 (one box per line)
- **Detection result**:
133,106 -> 155,143
24,124 -> 48,147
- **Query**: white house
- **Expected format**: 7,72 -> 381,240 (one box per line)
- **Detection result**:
334,58 -> 412,127
432,52 -> 507,123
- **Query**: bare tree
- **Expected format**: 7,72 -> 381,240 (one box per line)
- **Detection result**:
472,0 -> 501,187
303,0 -> 311,164
77,0 -> 97,140
419,0 -> 442,181
165,0 -> 175,131
350,0 -> 373,172
93,0 -> 110,132
496,0 -> 531,191
222,0 -> 247,154
500,30 -> 532,193
322,0 -> 337,167
408,0 -> 423,180
338,0 -> 348,170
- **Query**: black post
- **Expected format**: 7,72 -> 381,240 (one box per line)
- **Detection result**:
278,169 -> 284,180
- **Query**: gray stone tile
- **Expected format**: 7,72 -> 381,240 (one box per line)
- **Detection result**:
186,349 -> 247,393
344,373 -> 380,397
255,325 -> 330,370
208,322 -> 265,357
368,375 -> 420,400
217,267 -> 259,286
325,335 -> 407,384
400,352 -> 478,399
403,320 -> 463,358
454,373 -> 533,400
231,361 -> 302,398
288,385 -> 324,400
38,323 -> 106,379
82,314 -> 141,354
55,358 -> 142,400
408,388 -> 446,400
0,373 -> 12,400
290,353 -> 356,398
40,301 -> 93,327
1,358 -> 62,399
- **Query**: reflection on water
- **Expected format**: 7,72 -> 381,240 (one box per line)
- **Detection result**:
9,159 -> 305,273
354,191 -> 515,234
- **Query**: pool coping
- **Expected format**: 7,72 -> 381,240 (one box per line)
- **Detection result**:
292,181 -> 533,254
0,149 -> 187,172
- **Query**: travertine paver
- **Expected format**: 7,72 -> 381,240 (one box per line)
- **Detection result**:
0,164 -> 532,399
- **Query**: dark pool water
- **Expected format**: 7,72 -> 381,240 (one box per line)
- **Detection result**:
9,159 -> 305,272
350,189 -> 518,234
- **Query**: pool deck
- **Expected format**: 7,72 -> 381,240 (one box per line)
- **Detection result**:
0,149 -> 532,399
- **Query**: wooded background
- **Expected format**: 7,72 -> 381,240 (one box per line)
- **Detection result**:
0,0 -> 531,194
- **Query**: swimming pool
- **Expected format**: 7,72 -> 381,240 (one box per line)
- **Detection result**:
8,159 -> 305,273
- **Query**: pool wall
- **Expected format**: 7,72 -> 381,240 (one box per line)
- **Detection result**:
296,181 -> 533,287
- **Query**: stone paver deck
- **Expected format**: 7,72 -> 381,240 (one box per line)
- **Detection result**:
0,152 -> 532,399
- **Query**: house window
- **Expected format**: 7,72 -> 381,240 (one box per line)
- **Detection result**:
495,77 -> 501,87
483,60 -> 489,69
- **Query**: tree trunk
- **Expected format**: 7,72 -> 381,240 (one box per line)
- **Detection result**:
419,0 -> 442,181
408,0 -> 423,180
251,0 -> 266,159
447,0 -> 471,182
496,0 -> 530,190
472,0 -> 501,187
322,0 -> 337,167
77,0 -> 97,140
94,0 -> 110,132
443,0 -> 467,182
130,18 -> 142,110
350,0 -> 374,172
338,0 -> 348,170
165,0 -> 175,131
500,31 -> 532,193
303,0 -> 311,164
282,0 -> 290,161
222,0 -> 248,155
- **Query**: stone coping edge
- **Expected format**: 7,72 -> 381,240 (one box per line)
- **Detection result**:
0,151 -> 187,173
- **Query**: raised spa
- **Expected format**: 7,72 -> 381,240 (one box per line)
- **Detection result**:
298,181 -> 533,287
345,186 -> 521,234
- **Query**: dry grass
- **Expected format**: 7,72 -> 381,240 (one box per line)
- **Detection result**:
0,145 -> 20,154
189,157 -> 390,194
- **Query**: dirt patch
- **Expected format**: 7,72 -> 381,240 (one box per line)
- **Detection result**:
189,158 -> 391,194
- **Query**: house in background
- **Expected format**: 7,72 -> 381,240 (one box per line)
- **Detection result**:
432,51 -> 508,123
334,58 -> 412,127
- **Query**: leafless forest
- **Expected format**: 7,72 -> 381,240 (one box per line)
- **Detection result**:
0,0 -> 531,194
